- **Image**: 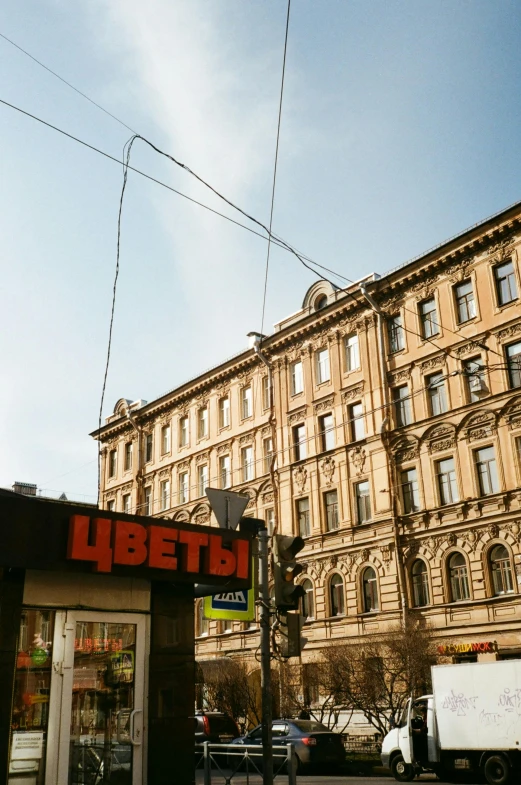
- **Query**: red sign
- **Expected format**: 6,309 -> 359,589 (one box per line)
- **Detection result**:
67,515 -> 250,579
437,641 -> 498,655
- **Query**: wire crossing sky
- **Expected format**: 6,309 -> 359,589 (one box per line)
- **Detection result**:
0,0 -> 520,499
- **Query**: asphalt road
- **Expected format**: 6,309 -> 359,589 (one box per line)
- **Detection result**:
195,772 -> 483,785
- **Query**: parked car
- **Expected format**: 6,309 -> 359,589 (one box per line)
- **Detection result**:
194,711 -> 241,745
229,719 -> 345,773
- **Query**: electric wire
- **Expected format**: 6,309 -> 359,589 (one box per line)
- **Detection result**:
260,0 -> 291,338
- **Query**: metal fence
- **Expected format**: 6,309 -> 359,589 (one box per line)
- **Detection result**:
195,742 -> 297,785
342,734 -> 382,756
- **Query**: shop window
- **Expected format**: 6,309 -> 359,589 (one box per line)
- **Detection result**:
448,552 -> 470,602
362,567 -> 379,612
300,579 -> 315,620
330,574 -> 345,616
411,559 -> 430,607
494,260 -> 518,306
490,545 -> 514,596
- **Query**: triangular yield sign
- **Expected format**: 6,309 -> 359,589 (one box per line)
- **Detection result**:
205,488 -> 249,529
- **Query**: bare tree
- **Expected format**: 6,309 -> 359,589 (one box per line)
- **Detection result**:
278,660 -> 354,732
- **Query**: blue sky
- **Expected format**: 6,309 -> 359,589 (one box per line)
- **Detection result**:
1,0 -> 520,501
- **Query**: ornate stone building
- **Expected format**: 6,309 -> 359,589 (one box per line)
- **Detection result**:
93,200 -> 521,690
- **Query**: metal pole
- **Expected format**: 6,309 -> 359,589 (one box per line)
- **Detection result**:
203,741 -> 211,785
259,529 -> 273,785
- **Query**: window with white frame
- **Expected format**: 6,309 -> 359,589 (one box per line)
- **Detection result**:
401,468 -> 420,513
241,386 -> 252,419
219,455 -> 230,489
160,479 -> 170,511
464,357 -> 486,402
388,313 -> 404,353
494,260 -> 518,306
241,446 -> 253,482
427,372 -> 447,416
419,298 -> 439,338
197,464 -> 208,497
263,437 -> 274,474
219,396 -> 230,428
300,579 -> 314,620
355,480 -> 371,523
161,424 -> 171,455
198,407 -> 208,439
349,402 -> 365,441
196,600 -> 209,637
448,552 -> 470,602
436,457 -> 458,505
345,333 -> 360,371
319,413 -> 335,451
179,471 -> 188,504
262,375 -> 270,410
490,545 -> 514,595
454,280 -> 476,323
411,560 -> 430,607
324,490 -> 339,531
107,499 -> 115,512
474,446 -> 499,496
145,433 -> 153,463
266,508 -> 274,536
108,449 -> 117,478
362,567 -> 379,612
144,486 -> 152,516
297,497 -> 310,537
393,385 -> 412,427
293,423 -> 307,461
179,415 -> 189,446
316,348 -> 330,384
124,441 -> 133,471
330,574 -> 345,616
122,493 -> 131,514
290,360 -> 304,395
506,341 -> 521,389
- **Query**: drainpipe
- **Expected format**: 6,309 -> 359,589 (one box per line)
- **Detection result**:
359,283 -> 408,628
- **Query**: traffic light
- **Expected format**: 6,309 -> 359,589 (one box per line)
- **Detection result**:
279,612 -> 306,658
273,534 -> 306,610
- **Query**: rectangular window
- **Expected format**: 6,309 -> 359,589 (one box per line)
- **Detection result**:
465,357 -> 486,402
179,471 -> 188,504
297,497 -> 310,537
427,372 -> 447,416
263,437 -> 274,474
179,415 -> 189,446
145,433 -> 153,463
124,441 -> 133,471
219,396 -> 230,428
393,385 -> 412,427
475,446 -> 499,496
324,490 -> 339,531
107,499 -> 115,512
506,341 -> 521,389
436,457 -> 459,505
161,424 -> 171,455
419,298 -> 439,338
355,481 -> 371,524
144,486 -> 152,516
266,508 -> 275,536
345,333 -> 360,371
293,423 -> 307,461
388,313 -> 404,353
241,386 -> 252,419
349,402 -> 365,441
108,449 -> 117,478
316,348 -> 330,384
219,455 -> 230,489
241,446 -> 253,482
160,479 -> 171,511
198,407 -> 208,439
494,260 -> 518,305
197,464 -> 208,497
122,493 -> 131,513
454,280 -> 476,323
401,468 -> 420,513
319,413 -> 335,451
262,375 -> 270,409
291,360 -> 304,395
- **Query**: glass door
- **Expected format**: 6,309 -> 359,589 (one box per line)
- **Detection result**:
48,611 -> 146,785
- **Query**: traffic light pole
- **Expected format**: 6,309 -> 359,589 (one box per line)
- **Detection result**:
259,528 -> 273,785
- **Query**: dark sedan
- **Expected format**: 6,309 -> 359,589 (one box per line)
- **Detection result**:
229,719 -> 345,772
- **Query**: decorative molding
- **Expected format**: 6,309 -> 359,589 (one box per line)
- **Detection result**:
239,433 -> 254,446
360,548 -> 370,563
454,340 -> 485,357
487,238 -> 514,263
462,529 -> 482,552
177,460 -> 190,472
158,468 -> 171,479
195,452 -> 209,464
505,520 -> 521,542
411,274 -> 439,301
380,543 -> 393,565
488,523 -> 499,539
261,425 -> 271,436
350,446 -> 366,476
320,456 -> 336,487
445,256 -> 474,283
288,408 -> 306,425
313,396 -> 334,414
217,441 -> 232,455
420,355 -> 445,372
496,321 -> 521,342
341,383 -> 364,403
387,367 -> 412,385
464,411 -> 496,442
293,466 -> 308,494
446,532 -> 457,547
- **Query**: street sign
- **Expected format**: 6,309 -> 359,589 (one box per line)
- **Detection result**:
203,556 -> 257,620
205,487 -> 249,530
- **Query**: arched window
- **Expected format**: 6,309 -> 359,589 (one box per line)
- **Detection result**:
300,579 -> 314,620
330,574 -> 345,617
411,560 -> 430,607
315,294 -> 328,311
490,545 -> 514,595
448,553 -> 470,602
196,601 -> 208,638
362,567 -> 379,612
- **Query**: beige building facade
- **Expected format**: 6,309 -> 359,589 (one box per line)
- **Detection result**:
94,200 -> 521,681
